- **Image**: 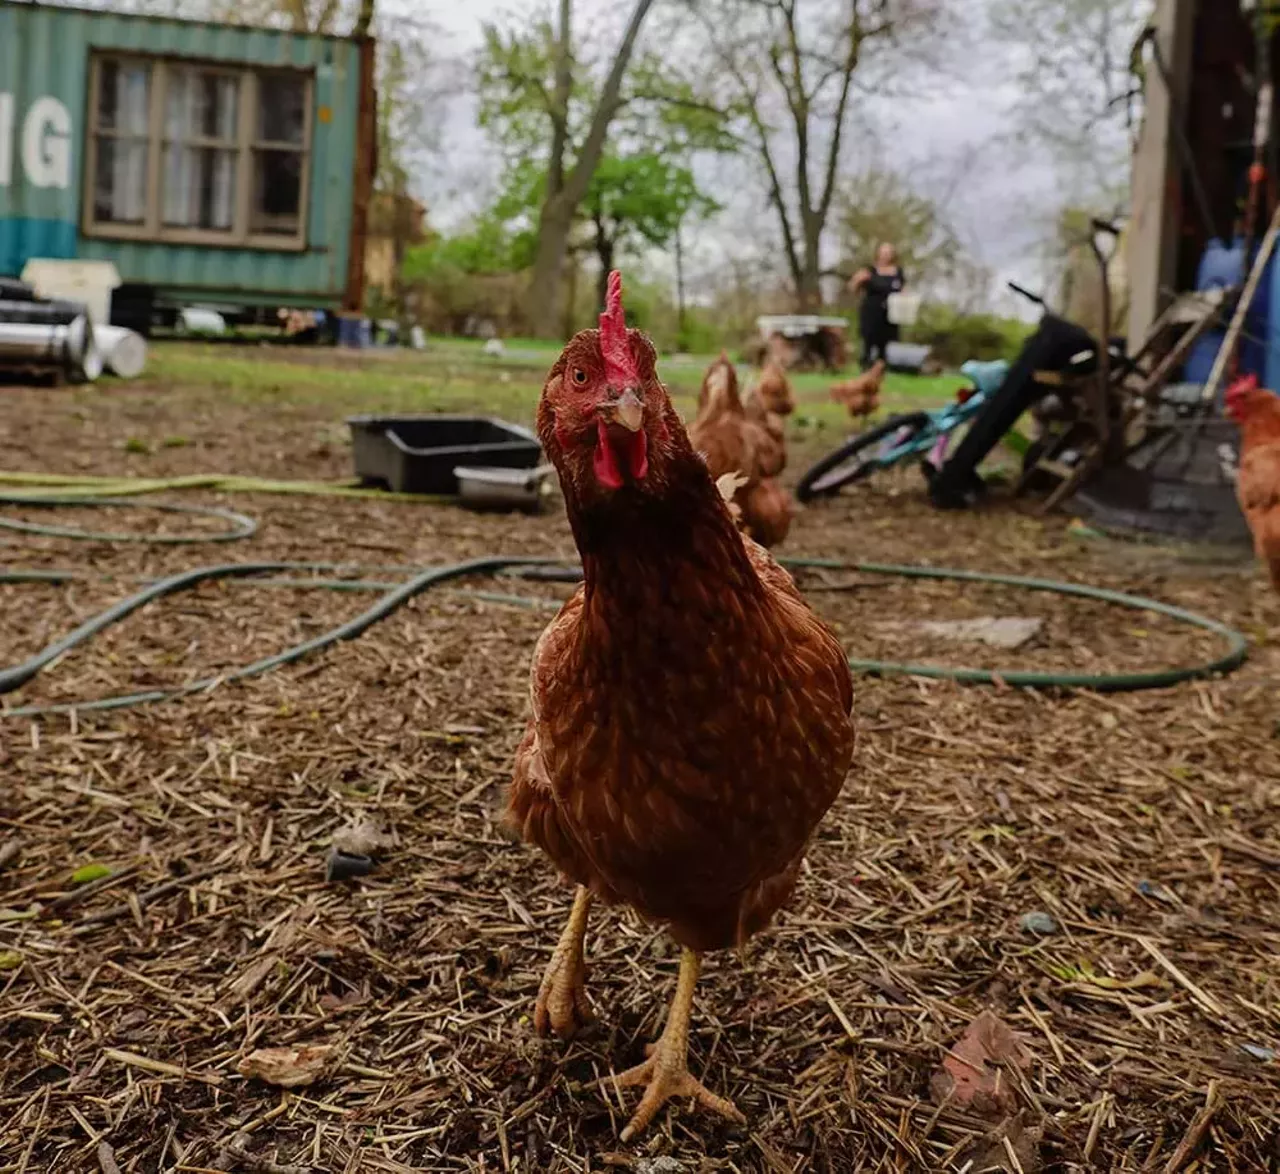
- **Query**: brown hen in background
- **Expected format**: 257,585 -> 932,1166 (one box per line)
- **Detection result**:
830,358 -> 886,423
1225,374 -> 1280,591
689,354 -> 794,545
508,272 -> 856,1141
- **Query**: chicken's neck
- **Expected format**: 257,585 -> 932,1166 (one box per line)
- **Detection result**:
566,452 -> 761,617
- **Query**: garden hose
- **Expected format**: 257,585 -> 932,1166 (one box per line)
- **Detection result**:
0,475 -> 1251,717
0,495 -> 258,544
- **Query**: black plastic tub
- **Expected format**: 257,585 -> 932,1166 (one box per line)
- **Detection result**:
347,415 -> 543,495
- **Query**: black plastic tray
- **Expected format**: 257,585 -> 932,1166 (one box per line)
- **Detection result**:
347,414 -> 542,495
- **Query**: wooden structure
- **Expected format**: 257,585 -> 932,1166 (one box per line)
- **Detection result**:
755,315 -> 849,372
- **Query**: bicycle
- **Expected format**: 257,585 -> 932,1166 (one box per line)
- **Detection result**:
795,358 -> 1009,502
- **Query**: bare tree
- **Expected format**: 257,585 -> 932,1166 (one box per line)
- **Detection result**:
987,0 -> 1150,207
689,0 -> 943,309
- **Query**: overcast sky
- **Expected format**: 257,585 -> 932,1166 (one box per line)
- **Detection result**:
412,0 -> 1090,316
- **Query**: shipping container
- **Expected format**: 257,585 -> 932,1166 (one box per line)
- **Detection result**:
0,0 -> 375,328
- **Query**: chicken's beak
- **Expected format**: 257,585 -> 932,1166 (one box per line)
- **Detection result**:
598,388 -> 644,432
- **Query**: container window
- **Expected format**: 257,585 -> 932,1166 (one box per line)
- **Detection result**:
92,60 -> 152,225
251,73 -> 309,237
83,55 -> 314,249
161,69 -> 240,231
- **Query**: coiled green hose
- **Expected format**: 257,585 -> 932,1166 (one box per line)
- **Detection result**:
0,474 -> 1250,717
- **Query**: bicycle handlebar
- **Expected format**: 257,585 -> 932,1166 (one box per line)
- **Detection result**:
1007,280 -> 1045,307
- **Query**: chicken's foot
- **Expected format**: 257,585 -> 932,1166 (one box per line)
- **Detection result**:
610,947 -> 745,1142
534,885 -> 592,1038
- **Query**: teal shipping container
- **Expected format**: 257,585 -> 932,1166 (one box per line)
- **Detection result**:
0,1 -> 375,324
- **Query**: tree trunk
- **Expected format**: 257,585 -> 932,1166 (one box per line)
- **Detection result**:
563,253 -> 579,339
593,212 -> 615,310
674,222 -> 687,347
797,222 -> 823,310
524,0 -> 658,337
527,196 -> 576,338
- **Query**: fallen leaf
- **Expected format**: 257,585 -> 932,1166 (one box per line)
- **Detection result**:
930,1010 -> 1033,1117
237,1044 -> 336,1088
0,950 -> 22,970
332,818 -> 390,859
71,863 -> 112,885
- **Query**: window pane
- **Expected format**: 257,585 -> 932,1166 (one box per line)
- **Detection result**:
93,137 -> 148,224
97,60 -> 150,134
251,149 -> 303,235
165,69 -> 238,142
257,74 -> 306,145
162,145 -> 237,230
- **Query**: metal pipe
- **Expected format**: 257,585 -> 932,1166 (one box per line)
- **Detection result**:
0,315 -> 100,382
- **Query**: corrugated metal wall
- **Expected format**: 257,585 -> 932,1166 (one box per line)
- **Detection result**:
0,1 -> 364,306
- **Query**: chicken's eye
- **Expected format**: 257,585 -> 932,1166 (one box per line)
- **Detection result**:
572,368 -> 588,386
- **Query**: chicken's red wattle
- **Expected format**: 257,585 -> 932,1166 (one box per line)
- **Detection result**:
593,417 -> 648,489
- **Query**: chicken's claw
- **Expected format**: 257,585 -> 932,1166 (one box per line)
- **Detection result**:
534,886 -> 592,1039
612,1038 -> 745,1143
605,947 -> 745,1142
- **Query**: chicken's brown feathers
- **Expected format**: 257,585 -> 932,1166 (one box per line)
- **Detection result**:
511,288 -> 855,951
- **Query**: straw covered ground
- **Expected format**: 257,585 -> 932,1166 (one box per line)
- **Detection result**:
1,353 -> 1279,1173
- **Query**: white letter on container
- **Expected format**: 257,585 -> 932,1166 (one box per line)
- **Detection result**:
0,93 -> 12,186
23,96 -> 72,189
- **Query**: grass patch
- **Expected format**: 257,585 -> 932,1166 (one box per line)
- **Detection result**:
142,340 -> 964,434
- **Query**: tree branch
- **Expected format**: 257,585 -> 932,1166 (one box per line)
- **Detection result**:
816,0 -> 862,227
547,0 -> 574,196
560,0 -> 658,211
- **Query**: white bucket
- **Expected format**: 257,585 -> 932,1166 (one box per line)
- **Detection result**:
887,292 -> 921,326
95,325 -> 148,378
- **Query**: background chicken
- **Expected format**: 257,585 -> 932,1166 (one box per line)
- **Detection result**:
744,360 -> 794,477
830,358 -> 886,423
690,354 -> 794,545
752,358 -> 796,417
1225,374 -> 1280,591
508,271 -> 855,1142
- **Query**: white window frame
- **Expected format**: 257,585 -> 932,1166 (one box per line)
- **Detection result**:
83,53 -> 313,251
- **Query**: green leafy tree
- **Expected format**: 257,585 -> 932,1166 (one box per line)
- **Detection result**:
495,150 -> 719,312
478,0 -> 730,336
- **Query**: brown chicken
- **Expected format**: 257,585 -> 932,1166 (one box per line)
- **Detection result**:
1225,374 -> 1280,590
753,358 -> 796,417
736,476 -> 792,547
830,359 -> 886,422
690,354 -> 793,543
743,385 -> 789,477
508,271 -> 855,1141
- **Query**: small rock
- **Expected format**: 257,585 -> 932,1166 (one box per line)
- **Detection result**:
1242,1044 -> 1277,1062
635,1160 -> 687,1174
876,616 -> 1044,650
325,849 -> 376,882
1019,911 -> 1059,936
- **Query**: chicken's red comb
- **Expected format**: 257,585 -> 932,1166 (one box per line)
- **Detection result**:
1226,373 -> 1259,399
599,270 -> 637,387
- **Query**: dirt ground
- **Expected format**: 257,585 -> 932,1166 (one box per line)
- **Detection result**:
1,375 -> 1279,1173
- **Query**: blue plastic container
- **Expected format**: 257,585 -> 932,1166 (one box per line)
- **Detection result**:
1183,237 -> 1269,392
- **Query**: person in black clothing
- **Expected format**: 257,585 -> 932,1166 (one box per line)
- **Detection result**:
849,242 -> 906,370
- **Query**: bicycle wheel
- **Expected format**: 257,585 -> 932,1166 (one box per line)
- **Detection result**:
796,412 -> 933,502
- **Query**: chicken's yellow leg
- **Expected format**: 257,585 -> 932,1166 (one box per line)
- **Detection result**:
611,947 -> 745,1142
534,885 -> 592,1038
